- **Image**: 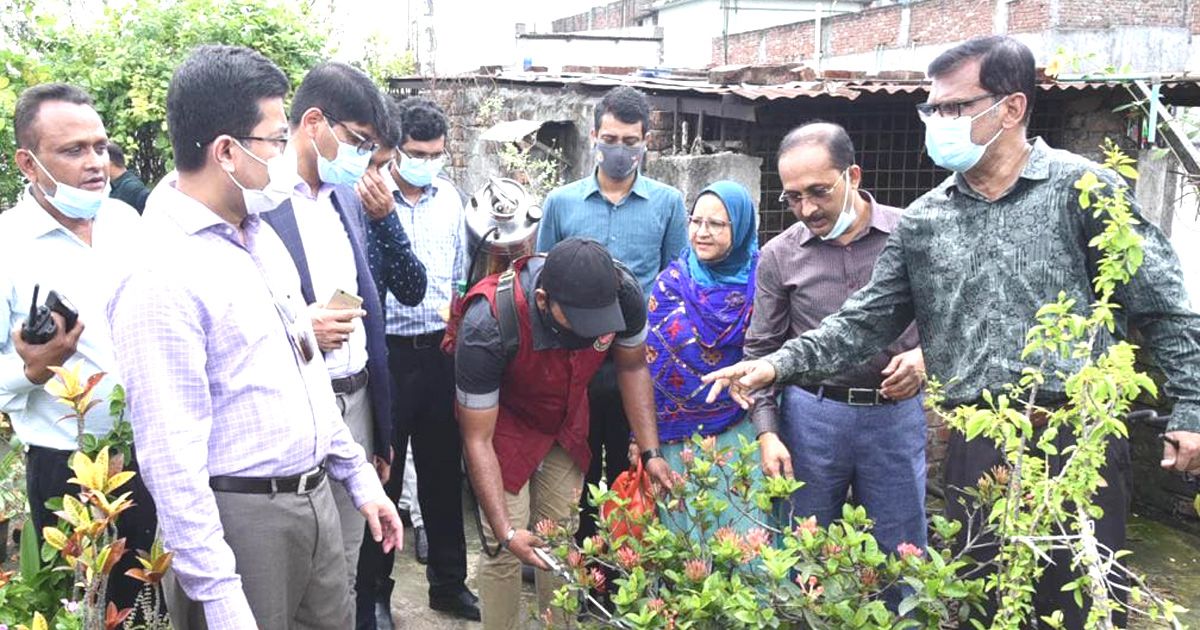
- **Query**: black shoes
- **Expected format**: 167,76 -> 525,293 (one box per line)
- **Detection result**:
430,589 -> 481,622
414,526 -> 429,565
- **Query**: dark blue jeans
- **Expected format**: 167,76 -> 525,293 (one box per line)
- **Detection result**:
778,385 -> 928,555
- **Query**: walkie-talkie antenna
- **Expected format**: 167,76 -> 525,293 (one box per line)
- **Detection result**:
29,284 -> 40,316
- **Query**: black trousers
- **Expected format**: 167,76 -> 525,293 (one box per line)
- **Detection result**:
576,360 -> 632,543
26,444 -> 158,611
355,333 -> 468,628
944,428 -> 1130,629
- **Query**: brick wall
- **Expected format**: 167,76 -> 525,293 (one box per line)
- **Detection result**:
826,4 -> 904,55
713,0 -> 1193,65
1008,0 -> 1051,34
1057,0 -> 1185,28
552,0 -> 651,33
909,0 -> 993,46
716,21 -> 816,65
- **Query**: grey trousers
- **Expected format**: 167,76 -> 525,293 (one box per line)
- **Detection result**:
165,478 -> 352,630
330,385 -> 374,605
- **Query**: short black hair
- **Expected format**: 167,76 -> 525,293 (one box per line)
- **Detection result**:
778,121 -> 856,170
13,83 -> 94,151
593,86 -> 649,135
928,35 -> 1036,123
394,96 -> 447,146
289,62 -> 389,139
106,142 -> 126,168
167,45 -> 289,173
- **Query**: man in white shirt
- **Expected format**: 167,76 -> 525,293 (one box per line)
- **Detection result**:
0,82 -> 155,610
260,62 -> 427,622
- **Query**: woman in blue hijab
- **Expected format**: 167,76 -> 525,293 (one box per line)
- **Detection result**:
646,180 -> 765,535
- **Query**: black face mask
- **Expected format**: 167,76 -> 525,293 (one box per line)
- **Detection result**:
538,301 -> 594,350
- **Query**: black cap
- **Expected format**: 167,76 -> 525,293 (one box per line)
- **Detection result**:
540,238 -> 625,337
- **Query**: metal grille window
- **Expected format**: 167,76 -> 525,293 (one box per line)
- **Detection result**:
748,96 -> 1066,242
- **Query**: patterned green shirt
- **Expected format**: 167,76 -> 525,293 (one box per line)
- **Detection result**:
764,138 -> 1200,432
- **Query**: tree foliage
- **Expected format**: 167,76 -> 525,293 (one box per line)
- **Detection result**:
0,0 -> 330,207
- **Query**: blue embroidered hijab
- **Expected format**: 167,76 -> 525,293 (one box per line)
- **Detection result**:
648,181 -> 759,442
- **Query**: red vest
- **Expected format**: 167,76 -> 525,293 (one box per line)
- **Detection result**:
463,258 -> 611,493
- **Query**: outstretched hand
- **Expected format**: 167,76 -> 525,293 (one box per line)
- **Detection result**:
701,359 -> 777,409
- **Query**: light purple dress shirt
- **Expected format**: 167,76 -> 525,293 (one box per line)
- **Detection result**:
108,181 -> 385,628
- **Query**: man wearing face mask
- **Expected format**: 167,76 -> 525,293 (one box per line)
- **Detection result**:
703,36 -> 1200,628
258,61 -> 427,620
455,237 -> 672,630
353,97 -> 479,626
536,85 -> 687,543
108,45 -> 405,630
744,122 -> 928,568
0,83 -> 157,612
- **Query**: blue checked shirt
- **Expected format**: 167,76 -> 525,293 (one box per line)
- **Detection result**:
536,173 -> 688,297
384,177 -> 467,336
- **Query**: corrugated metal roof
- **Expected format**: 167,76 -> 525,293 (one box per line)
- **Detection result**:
391,71 -> 1200,104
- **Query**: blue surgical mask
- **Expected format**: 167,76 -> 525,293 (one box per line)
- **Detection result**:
819,168 -> 855,241
313,120 -> 371,186
28,153 -> 108,220
922,96 -> 1006,173
397,152 -> 444,188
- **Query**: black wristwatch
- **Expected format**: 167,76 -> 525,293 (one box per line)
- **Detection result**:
640,447 -> 664,465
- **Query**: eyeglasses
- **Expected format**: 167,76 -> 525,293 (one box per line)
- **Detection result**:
237,135 -> 290,150
323,113 -> 378,155
915,93 -> 1000,119
688,216 -> 730,233
400,148 -> 446,161
778,173 -> 848,208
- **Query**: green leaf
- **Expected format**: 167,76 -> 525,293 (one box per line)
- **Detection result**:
19,517 -> 39,581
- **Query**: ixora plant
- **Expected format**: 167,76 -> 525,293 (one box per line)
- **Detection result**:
540,434 -> 987,629
541,144 -> 1187,629
1,363 -> 171,630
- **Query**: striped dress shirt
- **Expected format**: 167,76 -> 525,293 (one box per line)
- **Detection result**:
108,181 -> 384,629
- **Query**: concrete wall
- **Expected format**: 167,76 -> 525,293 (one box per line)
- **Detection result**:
517,32 -> 664,71
644,152 -> 764,211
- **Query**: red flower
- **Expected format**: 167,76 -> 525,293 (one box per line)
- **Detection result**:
683,558 -> 709,582
793,516 -> 819,537
534,519 -> 557,538
896,542 -> 924,559
589,567 -> 607,592
616,546 -> 641,570
567,550 -> 584,568
679,446 -> 694,466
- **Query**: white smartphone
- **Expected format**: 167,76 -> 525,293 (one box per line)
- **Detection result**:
328,288 -> 363,310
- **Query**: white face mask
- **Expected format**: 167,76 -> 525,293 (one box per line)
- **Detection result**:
27,152 -> 109,220
819,168 -> 855,241
227,139 -> 292,215
921,96 -> 1006,173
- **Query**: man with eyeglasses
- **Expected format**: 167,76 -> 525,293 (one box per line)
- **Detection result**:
259,61 -> 427,623
109,46 -> 404,629
745,121 -> 929,576
0,83 -> 157,613
353,96 -> 480,626
704,36 -> 1200,627
536,85 -> 687,542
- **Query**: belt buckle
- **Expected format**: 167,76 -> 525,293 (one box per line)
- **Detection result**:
847,388 -> 879,406
412,334 -> 433,350
296,468 -> 320,495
